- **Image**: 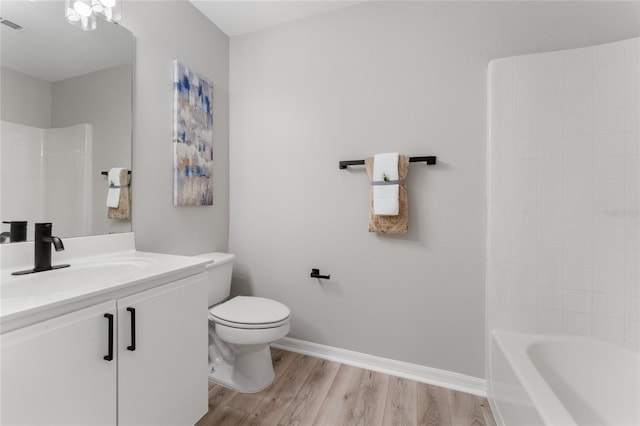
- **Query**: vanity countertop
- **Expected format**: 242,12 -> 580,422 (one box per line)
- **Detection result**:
0,234 -> 209,332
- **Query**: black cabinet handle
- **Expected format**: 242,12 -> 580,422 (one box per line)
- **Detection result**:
127,307 -> 136,351
104,313 -> 114,361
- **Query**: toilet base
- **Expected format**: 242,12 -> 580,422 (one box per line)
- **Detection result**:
208,345 -> 275,393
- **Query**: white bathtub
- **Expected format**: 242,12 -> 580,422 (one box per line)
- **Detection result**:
489,331 -> 640,426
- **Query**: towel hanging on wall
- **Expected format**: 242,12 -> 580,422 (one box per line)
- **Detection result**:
372,152 -> 399,215
107,168 -> 131,221
106,167 -> 124,208
365,155 -> 409,234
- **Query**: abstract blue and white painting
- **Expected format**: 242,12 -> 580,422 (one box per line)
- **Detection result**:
173,60 -> 214,206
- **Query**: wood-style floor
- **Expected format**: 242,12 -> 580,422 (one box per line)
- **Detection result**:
196,348 -> 496,426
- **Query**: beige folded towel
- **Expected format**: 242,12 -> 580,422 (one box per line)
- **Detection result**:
365,155 -> 409,234
107,169 -> 131,221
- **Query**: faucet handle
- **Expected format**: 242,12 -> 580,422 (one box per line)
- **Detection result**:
35,222 -> 52,231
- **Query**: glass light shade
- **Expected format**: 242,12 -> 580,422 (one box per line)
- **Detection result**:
94,0 -> 121,22
65,7 -> 80,21
65,0 -> 121,31
74,0 -> 92,17
91,0 -> 104,13
65,0 -> 96,31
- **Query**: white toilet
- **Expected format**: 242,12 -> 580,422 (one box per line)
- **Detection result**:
196,252 -> 291,393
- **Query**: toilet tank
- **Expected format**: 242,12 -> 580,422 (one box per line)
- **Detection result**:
194,252 -> 235,307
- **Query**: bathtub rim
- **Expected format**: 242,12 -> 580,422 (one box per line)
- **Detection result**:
490,331 -> 577,426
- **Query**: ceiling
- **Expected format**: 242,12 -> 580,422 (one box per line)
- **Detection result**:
0,1 -> 356,82
189,1 -> 364,37
0,1 -> 132,82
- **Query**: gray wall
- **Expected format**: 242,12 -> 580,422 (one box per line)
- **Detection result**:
121,0 -> 230,255
0,67 -> 51,128
229,1 -> 639,378
51,65 -> 132,237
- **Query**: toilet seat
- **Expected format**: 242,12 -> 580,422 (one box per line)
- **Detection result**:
209,296 -> 290,330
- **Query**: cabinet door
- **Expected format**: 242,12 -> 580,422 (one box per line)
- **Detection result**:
117,273 -> 208,426
1,300 -> 117,426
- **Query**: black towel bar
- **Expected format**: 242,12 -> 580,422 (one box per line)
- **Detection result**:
101,171 -> 132,176
339,156 -> 436,169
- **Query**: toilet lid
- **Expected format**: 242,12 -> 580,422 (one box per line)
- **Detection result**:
210,296 -> 290,327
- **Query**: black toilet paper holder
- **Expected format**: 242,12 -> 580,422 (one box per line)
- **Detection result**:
310,268 -> 330,279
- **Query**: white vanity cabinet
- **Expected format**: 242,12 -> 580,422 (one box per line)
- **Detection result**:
0,273 -> 208,426
117,273 -> 208,426
1,300 -> 118,426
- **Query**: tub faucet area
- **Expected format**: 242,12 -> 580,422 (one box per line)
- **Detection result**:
11,223 -> 70,275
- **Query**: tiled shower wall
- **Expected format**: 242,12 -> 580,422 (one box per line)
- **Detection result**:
487,38 -> 639,349
1,121 -> 91,239
1,121 -> 45,226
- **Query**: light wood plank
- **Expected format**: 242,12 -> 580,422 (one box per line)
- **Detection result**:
197,348 -> 498,426
207,383 -> 236,409
477,396 -> 497,426
311,364 -> 364,426
347,369 -> 390,426
416,383 -> 452,426
278,358 -> 341,426
382,376 -> 418,426
448,390 -> 486,426
197,405 -> 247,426
196,383 -> 237,425
227,348 -> 295,413
240,354 -> 318,426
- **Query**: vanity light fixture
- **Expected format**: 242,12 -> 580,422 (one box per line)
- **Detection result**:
65,0 -> 121,31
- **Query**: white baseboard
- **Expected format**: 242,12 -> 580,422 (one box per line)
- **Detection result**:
272,337 -> 486,397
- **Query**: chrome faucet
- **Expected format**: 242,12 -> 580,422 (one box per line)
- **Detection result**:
12,223 -> 70,275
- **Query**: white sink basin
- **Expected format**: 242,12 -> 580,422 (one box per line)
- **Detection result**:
2,257 -> 157,299
0,235 -> 211,330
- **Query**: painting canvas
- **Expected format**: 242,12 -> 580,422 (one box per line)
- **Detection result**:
173,60 -> 214,206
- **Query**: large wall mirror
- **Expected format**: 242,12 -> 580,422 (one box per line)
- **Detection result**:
0,0 -> 133,242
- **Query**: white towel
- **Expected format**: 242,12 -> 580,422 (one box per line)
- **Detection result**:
106,167 -> 124,208
372,152 -> 399,215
